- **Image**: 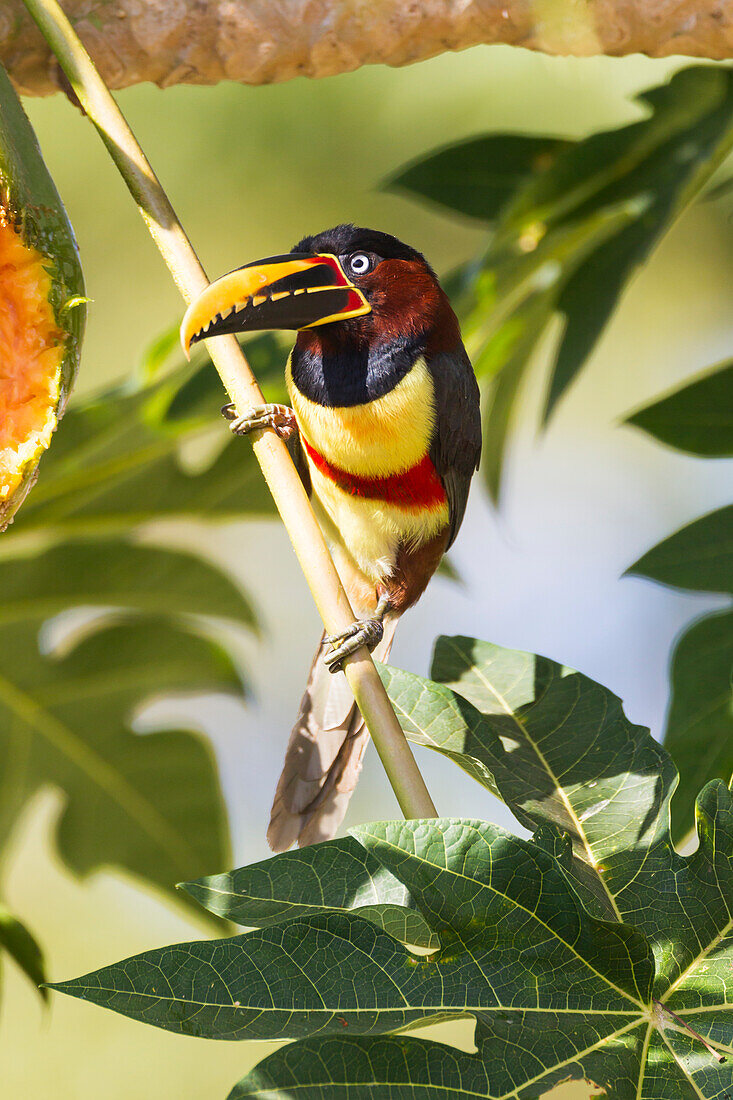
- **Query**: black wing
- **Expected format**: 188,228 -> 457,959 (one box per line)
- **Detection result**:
286,429 -> 312,497
427,347 -> 482,549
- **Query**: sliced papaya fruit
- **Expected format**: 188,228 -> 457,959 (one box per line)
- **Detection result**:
0,63 -> 85,530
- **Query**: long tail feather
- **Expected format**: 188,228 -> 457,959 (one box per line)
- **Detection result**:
267,617 -> 399,851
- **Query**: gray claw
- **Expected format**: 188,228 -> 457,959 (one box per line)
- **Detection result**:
222,403 -> 296,440
324,618 -> 384,674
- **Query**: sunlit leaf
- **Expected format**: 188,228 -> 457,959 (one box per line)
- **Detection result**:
181,836 -> 436,949
50,818 -> 652,1042
51,633 -> 733,1097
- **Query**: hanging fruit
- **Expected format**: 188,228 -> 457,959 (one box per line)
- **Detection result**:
0,63 -> 85,530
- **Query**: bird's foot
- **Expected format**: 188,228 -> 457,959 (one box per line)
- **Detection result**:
221,402 -> 297,441
324,618 -> 385,674
324,594 -> 391,674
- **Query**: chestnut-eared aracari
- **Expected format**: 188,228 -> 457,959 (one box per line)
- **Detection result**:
181,225 -> 481,851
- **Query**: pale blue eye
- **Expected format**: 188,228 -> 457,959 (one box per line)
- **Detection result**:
348,253 -> 371,276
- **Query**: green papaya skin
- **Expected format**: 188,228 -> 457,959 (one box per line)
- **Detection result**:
0,62 -> 85,529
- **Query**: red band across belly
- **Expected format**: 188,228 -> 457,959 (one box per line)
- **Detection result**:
302,436 -> 447,508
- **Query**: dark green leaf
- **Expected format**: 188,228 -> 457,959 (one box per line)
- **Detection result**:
394,67 -> 733,498
153,334 -> 287,431
230,1035 -> 498,1100
386,636 -> 671,919
389,135 -> 569,222
232,1030 -> 644,1099
628,505 -> 733,596
181,836 -> 437,948
0,904 -> 46,1000
51,631 -> 733,1096
421,637 -> 733,999
626,360 -> 733,457
664,610 -> 733,843
0,612 -> 235,895
506,68 -> 733,419
0,309 -> 279,926
51,819 -> 651,1045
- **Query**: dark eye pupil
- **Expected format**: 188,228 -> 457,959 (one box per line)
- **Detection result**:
351,254 -> 369,273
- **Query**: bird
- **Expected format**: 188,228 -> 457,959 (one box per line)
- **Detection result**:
180,225 -> 481,851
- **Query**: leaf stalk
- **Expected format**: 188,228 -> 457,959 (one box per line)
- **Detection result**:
20,0 -> 437,824
654,999 -> 728,1063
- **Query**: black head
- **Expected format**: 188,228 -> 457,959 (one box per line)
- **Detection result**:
292,224 -> 435,278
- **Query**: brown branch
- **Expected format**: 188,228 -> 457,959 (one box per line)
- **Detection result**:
3,0 -> 731,96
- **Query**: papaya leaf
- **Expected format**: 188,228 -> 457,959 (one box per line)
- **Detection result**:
152,333 -> 287,433
49,636 -> 733,1097
181,836 -> 437,949
229,1033 -> 613,1099
0,541 -> 253,903
391,66 -> 733,499
383,635 -> 671,922
50,819 -> 653,1040
374,661 -> 502,800
0,903 -> 46,1001
626,359 -> 733,457
388,134 -> 571,223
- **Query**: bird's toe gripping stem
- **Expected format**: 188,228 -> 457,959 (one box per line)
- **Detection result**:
222,402 -> 297,441
323,594 -> 390,674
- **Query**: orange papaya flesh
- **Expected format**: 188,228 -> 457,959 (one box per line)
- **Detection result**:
0,208 -> 64,505
0,64 -> 85,530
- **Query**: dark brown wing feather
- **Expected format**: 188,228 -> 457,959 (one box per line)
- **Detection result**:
427,347 -> 482,548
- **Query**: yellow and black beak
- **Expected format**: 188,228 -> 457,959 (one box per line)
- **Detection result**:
180,253 -> 371,357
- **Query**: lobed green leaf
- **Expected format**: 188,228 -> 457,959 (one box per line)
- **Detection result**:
181,836 -> 437,949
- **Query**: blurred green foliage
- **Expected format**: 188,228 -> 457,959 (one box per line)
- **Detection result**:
0,901 -> 45,1000
0,336 -> 284,982
627,359 -> 733,841
393,66 -> 733,498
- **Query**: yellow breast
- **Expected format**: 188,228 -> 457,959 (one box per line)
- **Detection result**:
286,353 -> 448,594
286,355 -> 436,477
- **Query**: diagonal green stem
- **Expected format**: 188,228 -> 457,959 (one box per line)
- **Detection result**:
20,0 -> 437,825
